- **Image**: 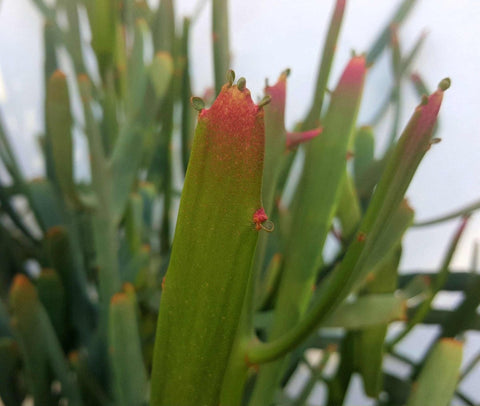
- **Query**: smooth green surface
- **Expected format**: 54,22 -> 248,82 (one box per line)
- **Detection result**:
353,126 -> 375,205
46,71 -> 77,207
109,292 -> 148,406
356,249 -> 401,397
406,339 -> 463,406
37,268 -> 67,344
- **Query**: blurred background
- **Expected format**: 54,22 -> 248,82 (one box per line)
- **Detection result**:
0,0 -> 479,404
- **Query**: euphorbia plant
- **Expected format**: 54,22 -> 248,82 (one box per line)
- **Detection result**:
0,0 -> 478,406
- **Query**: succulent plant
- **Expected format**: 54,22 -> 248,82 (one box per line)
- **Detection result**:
0,0 -> 478,406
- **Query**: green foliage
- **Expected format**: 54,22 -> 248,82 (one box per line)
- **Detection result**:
0,1 -> 477,405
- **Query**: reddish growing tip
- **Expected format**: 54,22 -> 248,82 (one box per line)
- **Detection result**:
111,292 -> 127,305
253,208 -> 268,230
69,351 -> 79,363
196,82 -> 264,183
414,88 -> 445,137
52,69 -> 66,80
46,226 -> 65,238
12,274 -> 31,289
390,24 -> 399,43
441,338 -> 463,347
202,87 -> 215,104
337,55 -> 366,88
40,268 -> 56,277
265,72 -> 287,114
286,128 -> 323,149
456,215 -> 470,237
199,83 -> 259,120
334,0 -> 346,14
423,276 -> 432,287
78,73 -> 89,83
122,282 -> 135,294
10,274 -> 37,303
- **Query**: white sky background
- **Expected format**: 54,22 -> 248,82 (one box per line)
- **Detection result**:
0,0 -> 479,403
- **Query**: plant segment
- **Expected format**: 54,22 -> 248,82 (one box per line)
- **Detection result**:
150,77 -> 266,406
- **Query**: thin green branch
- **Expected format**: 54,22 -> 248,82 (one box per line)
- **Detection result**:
389,350 -> 417,367
303,0 -> 347,129
454,390 -> 476,406
78,76 -> 120,305
292,347 -> 335,406
387,216 -> 470,350
366,0 -> 418,65
414,198 -> 480,227
0,112 -> 23,183
460,351 -> 480,382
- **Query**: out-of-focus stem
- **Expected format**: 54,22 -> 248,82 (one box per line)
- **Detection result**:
303,0 -> 347,129
212,0 -> 230,95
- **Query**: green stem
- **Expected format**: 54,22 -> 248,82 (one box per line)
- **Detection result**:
366,0 -> 418,65
64,1 -> 88,75
387,216 -> 469,349
33,0 -> 90,80
157,90 -> 174,255
387,27 -> 402,149
369,31 -> 426,126
292,347 -> 334,406
400,31 -> 427,73
79,76 -> 120,304
180,17 -> 193,173
219,271 -> 257,406
212,0 -> 230,95
413,198 -> 480,226
302,0 -> 347,129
